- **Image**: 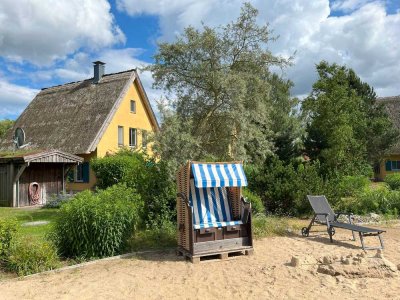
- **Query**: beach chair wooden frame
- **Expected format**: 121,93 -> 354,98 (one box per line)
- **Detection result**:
176,161 -> 253,263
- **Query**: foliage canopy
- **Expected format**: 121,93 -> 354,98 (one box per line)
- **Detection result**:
148,3 -> 297,169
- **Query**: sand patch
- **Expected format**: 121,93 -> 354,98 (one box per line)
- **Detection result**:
291,250 -> 399,279
1,225 -> 400,299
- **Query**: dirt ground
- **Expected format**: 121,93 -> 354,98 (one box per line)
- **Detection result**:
1,223 -> 400,300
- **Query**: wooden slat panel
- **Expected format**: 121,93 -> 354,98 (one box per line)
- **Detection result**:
0,165 -> 8,206
18,163 -> 63,207
193,237 -> 250,255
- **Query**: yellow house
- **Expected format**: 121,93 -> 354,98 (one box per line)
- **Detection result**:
1,61 -> 159,192
375,95 -> 400,180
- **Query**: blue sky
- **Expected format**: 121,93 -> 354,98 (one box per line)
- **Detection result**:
0,0 -> 399,120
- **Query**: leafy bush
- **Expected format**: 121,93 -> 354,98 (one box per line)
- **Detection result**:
386,191 -> 400,216
242,189 -> 265,215
336,184 -> 400,215
52,184 -> 143,259
5,237 -> 59,276
336,176 -> 370,197
91,150 -> 176,227
0,219 -> 18,258
245,157 -> 328,215
385,173 -> 400,190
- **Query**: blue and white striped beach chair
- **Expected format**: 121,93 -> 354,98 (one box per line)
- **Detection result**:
176,161 -> 254,263
189,179 -> 243,229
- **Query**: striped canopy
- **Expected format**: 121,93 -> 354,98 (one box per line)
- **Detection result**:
191,163 -> 248,188
189,180 -> 242,229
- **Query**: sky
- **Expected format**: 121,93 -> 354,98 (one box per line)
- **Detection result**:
0,0 -> 399,120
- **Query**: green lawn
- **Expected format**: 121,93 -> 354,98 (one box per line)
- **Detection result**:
0,207 -> 59,241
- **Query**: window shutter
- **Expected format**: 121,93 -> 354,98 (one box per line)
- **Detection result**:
82,162 -> 90,183
385,161 -> 392,171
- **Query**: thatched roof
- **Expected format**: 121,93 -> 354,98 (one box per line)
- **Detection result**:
0,70 -> 159,154
378,95 -> 400,154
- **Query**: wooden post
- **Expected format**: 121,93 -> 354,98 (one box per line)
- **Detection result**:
12,163 -> 27,208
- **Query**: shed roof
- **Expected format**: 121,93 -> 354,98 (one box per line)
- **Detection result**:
377,95 -> 400,155
0,69 -> 159,154
0,150 -> 83,164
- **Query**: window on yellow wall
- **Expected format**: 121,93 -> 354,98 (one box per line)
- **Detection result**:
118,126 -> 124,147
74,162 -> 89,183
142,130 -> 147,149
130,100 -> 136,113
129,128 -> 137,147
385,160 -> 400,171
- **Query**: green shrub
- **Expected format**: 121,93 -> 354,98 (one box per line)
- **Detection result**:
385,190 -> 400,214
245,157 -> 328,215
337,176 -> 370,197
293,162 -> 327,214
5,237 -> 59,276
385,173 -> 400,190
242,189 -> 265,215
52,185 -> 143,259
0,218 -> 18,258
91,150 -> 176,227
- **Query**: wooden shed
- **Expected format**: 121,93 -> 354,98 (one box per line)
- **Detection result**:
0,150 -> 83,207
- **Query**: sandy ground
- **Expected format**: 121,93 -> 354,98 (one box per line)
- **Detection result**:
1,224 -> 400,300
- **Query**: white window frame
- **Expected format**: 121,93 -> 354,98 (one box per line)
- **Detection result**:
118,126 -> 124,147
392,161 -> 400,171
129,128 -> 137,147
75,164 -> 83,182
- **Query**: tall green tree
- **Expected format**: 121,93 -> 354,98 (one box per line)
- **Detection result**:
303,61 -> 397,175
268,74 -> 303,162
149,3 -> 292,166
0,119 -> 14,139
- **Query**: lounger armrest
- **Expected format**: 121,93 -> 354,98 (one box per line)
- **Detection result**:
241,196 -> 251,224
177,192 -> 190,207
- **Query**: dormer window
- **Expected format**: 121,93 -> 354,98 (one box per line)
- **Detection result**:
130,100 -> 136,113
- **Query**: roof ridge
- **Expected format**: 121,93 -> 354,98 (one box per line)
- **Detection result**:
377,95 -> 400,102
41,68 -> 136,91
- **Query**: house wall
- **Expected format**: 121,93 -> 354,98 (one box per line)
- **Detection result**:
97,80 -> 156,157
66,80 -> 157,192
376,155 -> 400,180
66,152 -> 97,192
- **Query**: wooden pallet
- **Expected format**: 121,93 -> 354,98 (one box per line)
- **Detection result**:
176,247 -> 254,264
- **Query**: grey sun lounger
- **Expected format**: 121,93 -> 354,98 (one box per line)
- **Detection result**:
302,195 -> 385,250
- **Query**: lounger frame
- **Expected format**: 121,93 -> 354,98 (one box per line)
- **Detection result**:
303,195 -> 385,250
176,161 -> 253,261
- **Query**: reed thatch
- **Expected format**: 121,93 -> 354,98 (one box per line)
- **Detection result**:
0,70 -> 158,154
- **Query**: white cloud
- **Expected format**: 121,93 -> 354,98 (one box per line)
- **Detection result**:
1,48 -> 162,120
0,0 -> 125,66
117,0 -> 400,97
0,78 -> 39,118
